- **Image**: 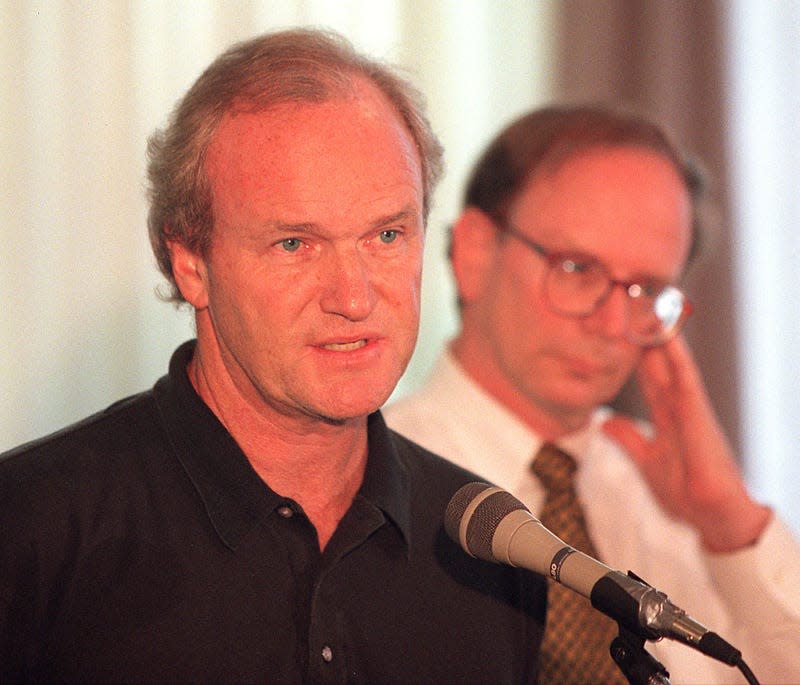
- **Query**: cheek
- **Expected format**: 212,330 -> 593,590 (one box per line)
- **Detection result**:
490,260 -> 549,335
614,345 -> 643,375
382,253 -> 423,310
207,261 -> 299,343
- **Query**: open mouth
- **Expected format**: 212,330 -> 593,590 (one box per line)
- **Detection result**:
322,339 -> 368,352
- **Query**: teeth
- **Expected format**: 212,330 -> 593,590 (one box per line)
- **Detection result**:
324,340 -> 367,351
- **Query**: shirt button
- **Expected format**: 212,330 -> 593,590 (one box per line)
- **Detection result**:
277,505 -> 293,518
321,645 -> 333,663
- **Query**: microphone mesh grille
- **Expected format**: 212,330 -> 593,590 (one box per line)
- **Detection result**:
444,482 -> 490,543
466,490 -> 526,561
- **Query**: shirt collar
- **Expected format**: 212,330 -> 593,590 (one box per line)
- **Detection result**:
362,411 -> 412,546
435,349 -> 540,489
439,347 -> 596,468
152,340 -> 411,550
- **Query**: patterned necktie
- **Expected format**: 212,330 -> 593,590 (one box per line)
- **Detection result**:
531,443 -> 625,685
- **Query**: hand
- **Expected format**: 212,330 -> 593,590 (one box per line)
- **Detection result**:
602,335 -> 771,553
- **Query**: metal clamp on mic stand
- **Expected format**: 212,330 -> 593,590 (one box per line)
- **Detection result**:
610,623 -> 671,685
600,570 -> 760,685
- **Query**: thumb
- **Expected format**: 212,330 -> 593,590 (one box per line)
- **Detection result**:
602,414 -> 653,469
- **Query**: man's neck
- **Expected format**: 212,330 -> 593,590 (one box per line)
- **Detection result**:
187,349 -> 368,551
449,337 -> 592,441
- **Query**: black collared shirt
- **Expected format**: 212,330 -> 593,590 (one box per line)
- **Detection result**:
1,341 -> 545,683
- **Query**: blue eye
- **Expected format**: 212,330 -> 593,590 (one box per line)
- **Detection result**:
279,238 -> 303,252
379,229 -> 399,244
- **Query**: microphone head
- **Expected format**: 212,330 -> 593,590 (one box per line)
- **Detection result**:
444,482 -> 491,543
444,482 -> 530,562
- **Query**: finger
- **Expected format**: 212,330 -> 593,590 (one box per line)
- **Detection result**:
602,415 -> 686,509
636,337 -> 706,428
636,355 -> 681,431
637,343 -> 672,389
647,337 -> 719,430
601,415 -> 652,465
651,335 -> 705,393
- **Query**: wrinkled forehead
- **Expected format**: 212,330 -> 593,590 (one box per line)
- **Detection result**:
203,84 -> 424,238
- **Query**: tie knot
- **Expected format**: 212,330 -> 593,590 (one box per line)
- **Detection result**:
531,442 -> 577,492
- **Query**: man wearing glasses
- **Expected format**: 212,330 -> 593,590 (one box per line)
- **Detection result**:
385,105 -> 800,684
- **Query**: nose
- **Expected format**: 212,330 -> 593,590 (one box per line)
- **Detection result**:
581,283 -> 630,340
318,245 -> 377,321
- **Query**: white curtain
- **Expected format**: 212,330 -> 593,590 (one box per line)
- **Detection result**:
725,1 -> 800,532
0,1 -> 556,451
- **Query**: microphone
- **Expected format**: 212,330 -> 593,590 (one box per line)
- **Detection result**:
444,482 -> 742,666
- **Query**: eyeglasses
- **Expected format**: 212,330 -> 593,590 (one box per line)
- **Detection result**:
494,220 -> 692,346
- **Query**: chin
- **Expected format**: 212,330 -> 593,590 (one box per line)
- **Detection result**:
313,392 -> 392,424
313,408 -> 380,426
301,363 -> 403,421
546,385 -> 610,417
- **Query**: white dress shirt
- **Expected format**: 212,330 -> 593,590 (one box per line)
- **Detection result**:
384,349 -> 800,684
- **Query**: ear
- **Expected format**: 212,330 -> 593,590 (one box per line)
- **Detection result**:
168,240 -> 210,309
450,207 -> 500,305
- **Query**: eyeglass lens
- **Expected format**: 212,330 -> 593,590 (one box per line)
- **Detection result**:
544,255 -> 688,345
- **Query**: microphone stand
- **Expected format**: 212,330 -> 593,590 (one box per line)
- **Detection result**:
609,623 -> 671,685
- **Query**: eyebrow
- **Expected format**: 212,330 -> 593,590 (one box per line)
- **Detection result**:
505,222 -> 676,284
557,246 -> 674,285
370,206 -> 420,230
270,205 -> 420,235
